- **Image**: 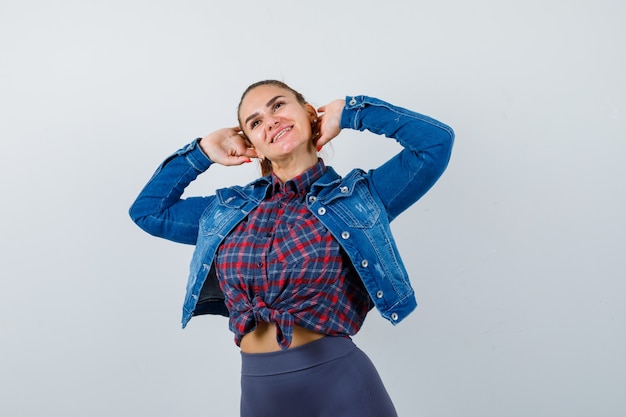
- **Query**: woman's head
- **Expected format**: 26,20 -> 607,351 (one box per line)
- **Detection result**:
237,80 -> 319,176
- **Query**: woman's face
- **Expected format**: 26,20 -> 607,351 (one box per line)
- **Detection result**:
239,84 -> 316,162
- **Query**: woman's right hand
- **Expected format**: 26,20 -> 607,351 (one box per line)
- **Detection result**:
199,127 -> 259,166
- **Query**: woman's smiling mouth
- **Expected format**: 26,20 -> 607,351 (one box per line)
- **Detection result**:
271,126 -> 292,143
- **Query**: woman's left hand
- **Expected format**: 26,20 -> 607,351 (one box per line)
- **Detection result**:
315,99 -> 345,149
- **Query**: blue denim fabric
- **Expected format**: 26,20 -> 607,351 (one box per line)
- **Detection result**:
129,95 -> 454,329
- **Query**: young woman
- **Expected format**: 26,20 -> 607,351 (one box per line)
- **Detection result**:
129,80 -> 454,417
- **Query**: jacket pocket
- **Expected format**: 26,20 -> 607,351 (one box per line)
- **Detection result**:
325,180 -> 381,228
199,200 -> 243,236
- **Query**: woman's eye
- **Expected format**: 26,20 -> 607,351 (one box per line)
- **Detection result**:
250,120 -> 260,129
273,101 -> 284,111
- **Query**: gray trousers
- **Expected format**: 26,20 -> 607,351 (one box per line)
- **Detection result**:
240,336 -> 398,417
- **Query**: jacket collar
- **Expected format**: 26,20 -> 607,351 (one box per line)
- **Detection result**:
310,166 -> 342,191
216,165 -> 359,206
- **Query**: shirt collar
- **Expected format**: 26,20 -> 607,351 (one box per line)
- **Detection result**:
271,159 -> 327,196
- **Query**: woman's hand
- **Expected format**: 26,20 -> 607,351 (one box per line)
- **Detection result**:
199,127 -> 259,166
315,99 -> 345,149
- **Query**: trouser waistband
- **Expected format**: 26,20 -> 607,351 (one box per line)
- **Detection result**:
240,336 -> 355,376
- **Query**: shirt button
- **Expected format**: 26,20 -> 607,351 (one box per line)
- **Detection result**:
308,196 -> 317,203
340,186 -> 349,193
391,312 -> 399,321
318,207 -> 326,215
361,259 -> 369,268
349,97 -> 357,106
341,231 -> 350,239
376,290 -> 383,298
257,262 -> 263,268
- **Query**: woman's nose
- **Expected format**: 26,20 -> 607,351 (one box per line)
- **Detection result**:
266,118 -> 279,130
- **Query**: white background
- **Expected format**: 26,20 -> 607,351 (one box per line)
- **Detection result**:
1,1 -> 625,416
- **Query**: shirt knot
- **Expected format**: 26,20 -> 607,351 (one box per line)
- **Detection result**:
251,297 -> 295,350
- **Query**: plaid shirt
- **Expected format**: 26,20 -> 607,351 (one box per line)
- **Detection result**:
215,160 -> 372,349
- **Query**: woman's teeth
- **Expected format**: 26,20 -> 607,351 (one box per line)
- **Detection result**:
272,127 -> 291,143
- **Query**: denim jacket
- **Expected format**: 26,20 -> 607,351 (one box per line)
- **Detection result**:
129,95 -> 454,329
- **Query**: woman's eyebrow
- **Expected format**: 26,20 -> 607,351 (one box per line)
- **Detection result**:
244,95 -> 285,125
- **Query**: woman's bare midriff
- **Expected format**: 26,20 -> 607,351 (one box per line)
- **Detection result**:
240,322 -> 326,353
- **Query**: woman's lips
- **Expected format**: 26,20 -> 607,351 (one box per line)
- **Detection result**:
271,126 -> 292,143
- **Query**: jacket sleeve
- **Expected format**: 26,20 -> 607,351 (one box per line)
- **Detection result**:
340,95 -> 454,222
128,139 -> 215,245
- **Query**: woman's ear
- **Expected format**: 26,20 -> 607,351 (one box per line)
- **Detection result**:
248,141 -> 265,161
305,104 -> 320,142
305,103 -> 318,122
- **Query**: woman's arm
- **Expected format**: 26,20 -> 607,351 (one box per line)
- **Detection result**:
128,128 -> 258,245
341,95 -> 454,221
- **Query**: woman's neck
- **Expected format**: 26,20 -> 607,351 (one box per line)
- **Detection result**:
271,153 -> 319,183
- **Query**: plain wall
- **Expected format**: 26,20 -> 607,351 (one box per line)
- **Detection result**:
1,0 -> 624,416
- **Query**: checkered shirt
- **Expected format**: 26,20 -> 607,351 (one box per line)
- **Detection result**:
215,160 -> 372,349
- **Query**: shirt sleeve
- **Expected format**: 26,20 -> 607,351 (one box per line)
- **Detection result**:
340,95 -> 455,221
128,138 -> 216,245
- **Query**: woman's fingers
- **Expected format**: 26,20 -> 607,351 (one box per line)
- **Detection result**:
200,127 -> 259,166
315,99 -> 345,146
